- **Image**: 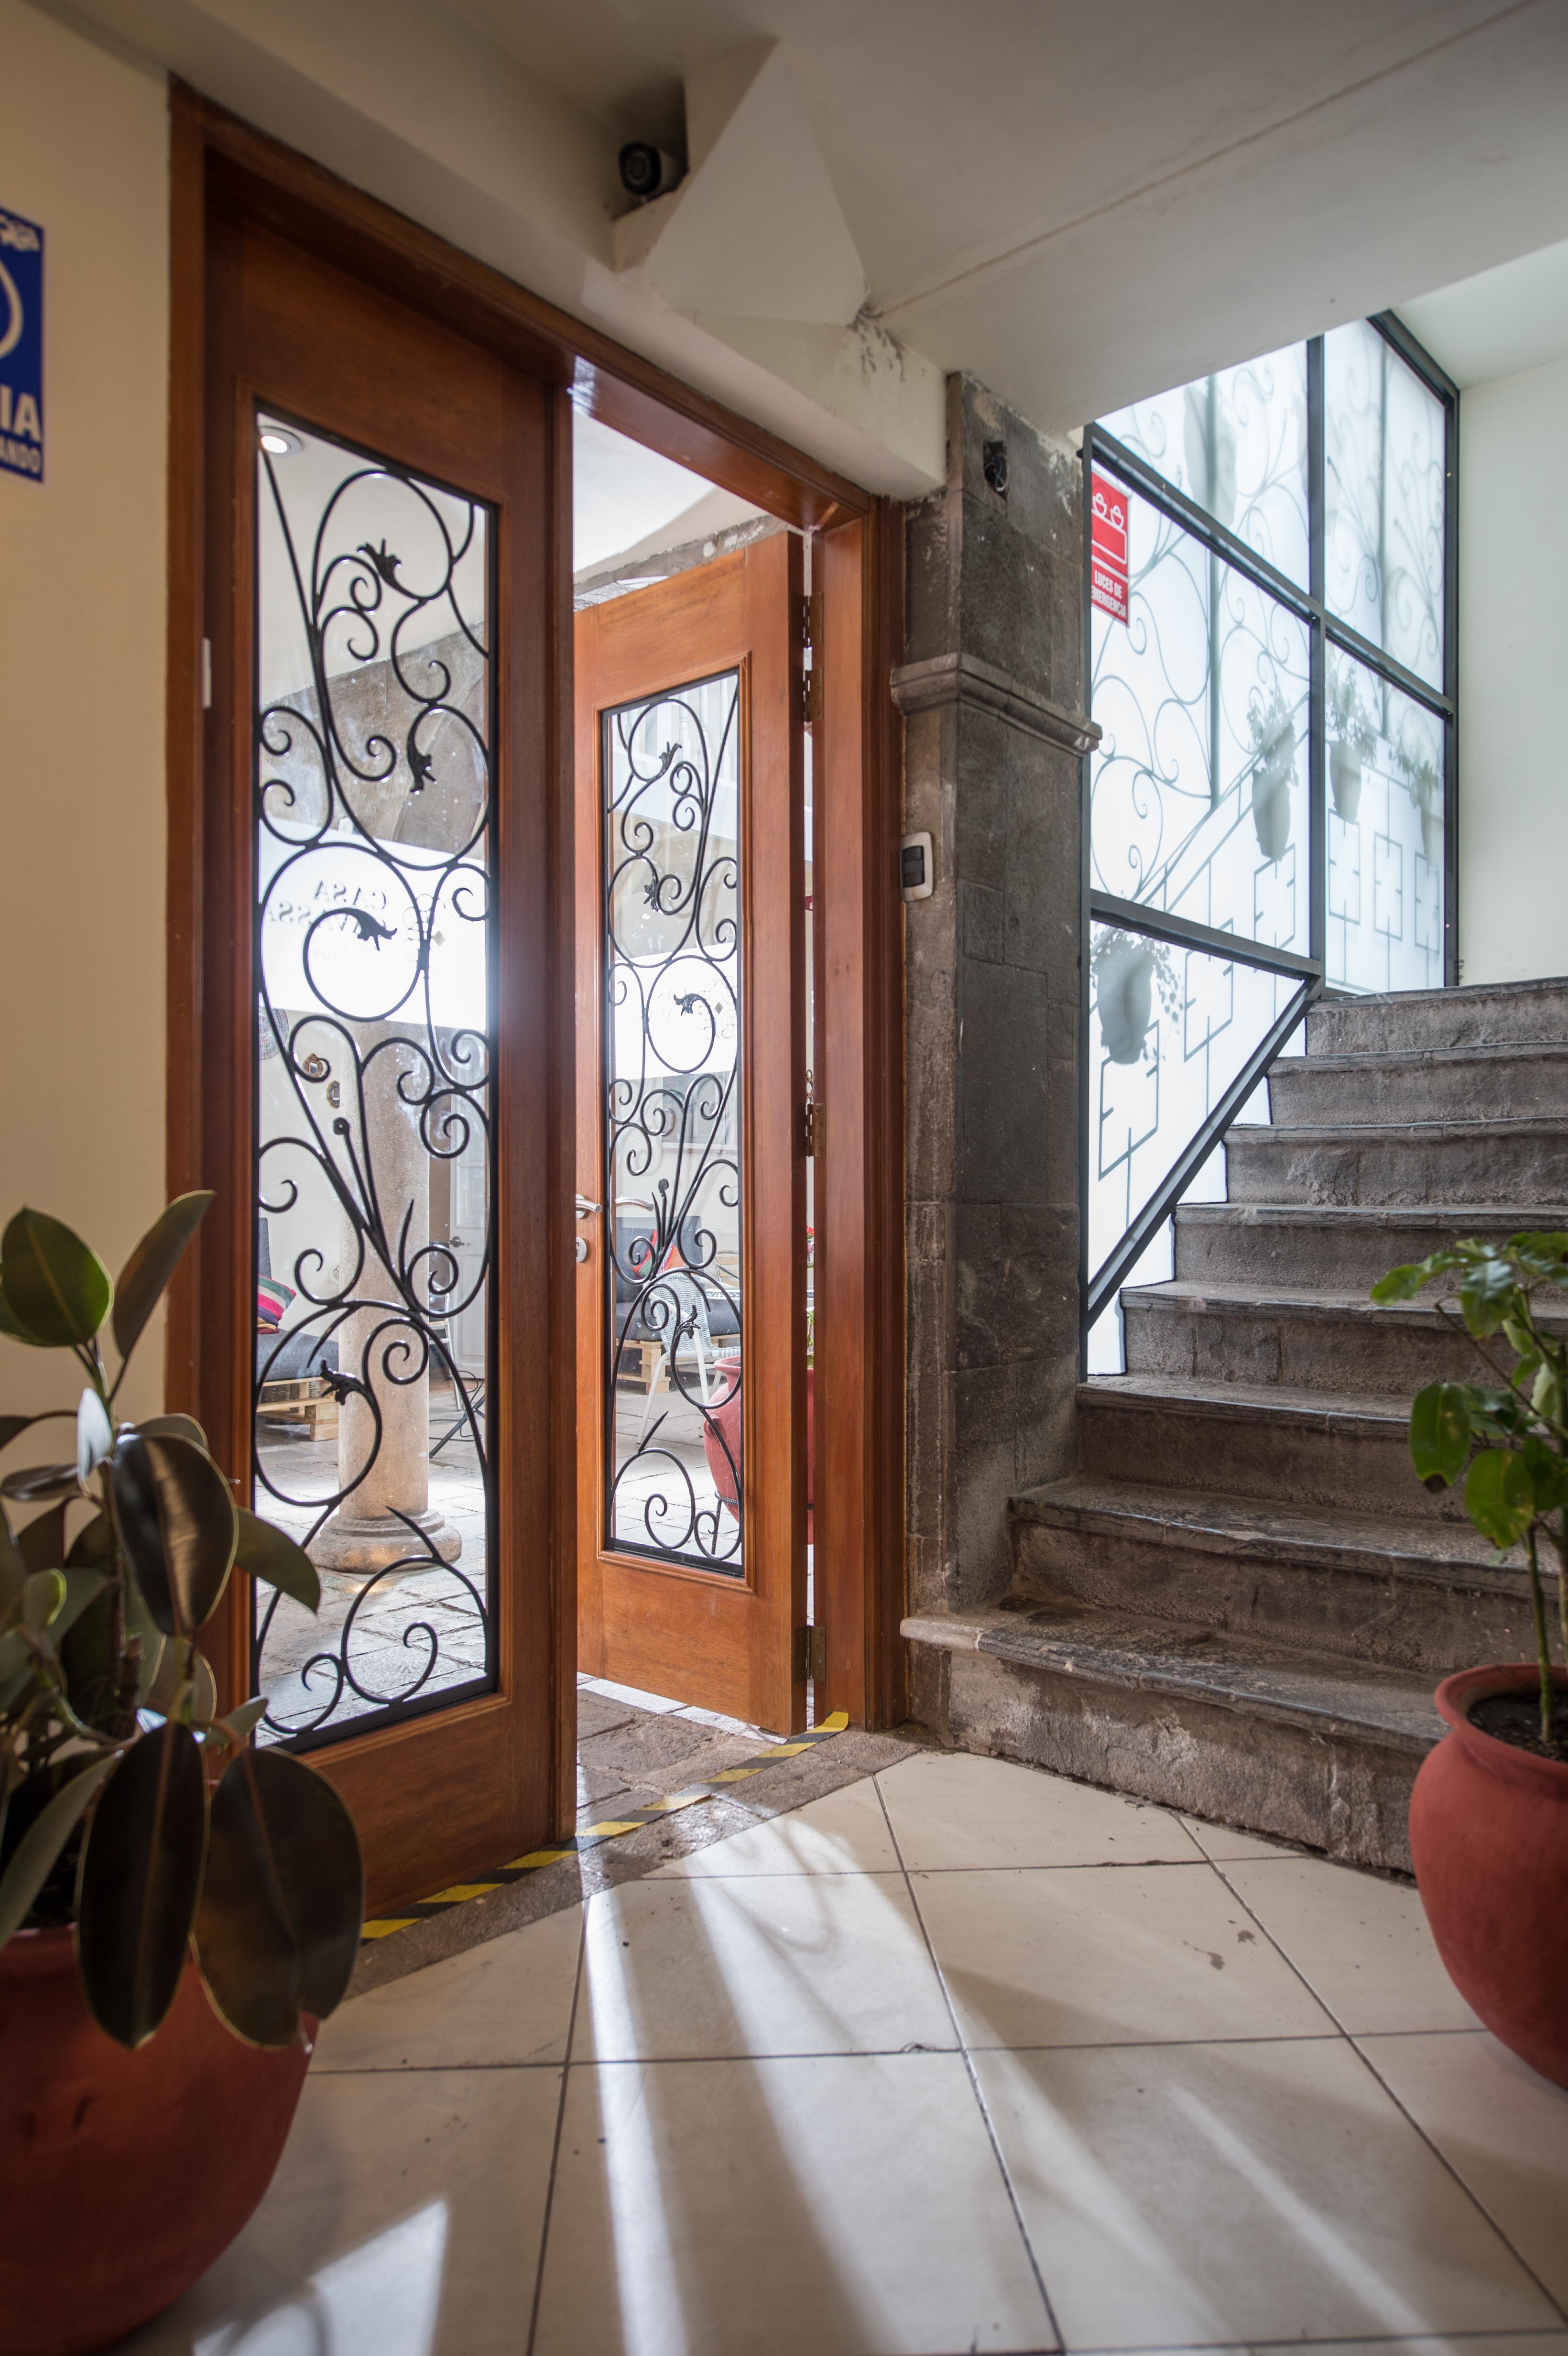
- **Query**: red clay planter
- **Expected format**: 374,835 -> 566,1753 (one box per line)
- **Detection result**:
0,1928 -> 311,2355
1410,1664 -> 1568,2090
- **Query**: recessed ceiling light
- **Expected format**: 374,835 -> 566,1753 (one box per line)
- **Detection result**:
259,425 -> 301,458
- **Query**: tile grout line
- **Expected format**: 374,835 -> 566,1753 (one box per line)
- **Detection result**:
1204,1855 -> 1568,2328
524,1905 -> 588,2356
871,1769 -> 1067,2356
1349,2030 -> 1568,2330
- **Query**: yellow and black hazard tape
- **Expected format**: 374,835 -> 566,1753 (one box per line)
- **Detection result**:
360,1710 -> 850,1942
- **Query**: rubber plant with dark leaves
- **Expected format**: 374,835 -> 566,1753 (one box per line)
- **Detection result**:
0,1193 -> 363,2048
1373,1232 -> 1568,1753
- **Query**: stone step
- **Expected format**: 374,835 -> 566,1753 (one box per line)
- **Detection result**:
1271,1041 -> 1568,1127
1307,975 -> 1568,1057
1225,1116 -> 1568,1207
903,1602 -> 1439,1870
1010,1474 -> 1535,1677
1173,1202 -> 1567,1289
1078,1373 -> 1463,1521
1119,1280 -> 1568,1396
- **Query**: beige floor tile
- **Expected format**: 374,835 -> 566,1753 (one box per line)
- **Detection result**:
973,2037 -> 1559,2350
534,2052 -> 1056,2356
120,2065 -> 562,2355
1358,2030 -> 1568,2307
648,1775 -> 901,1877
1131,2341 -> 1568,2355
574,1871 -> 957,2061
314,1901 -> 582,2072
878,1750 -> 1203,1871
1223,1856 -> 1481,2033
1180,1813 -> 1308,1862
915,1861 -> 1335,2049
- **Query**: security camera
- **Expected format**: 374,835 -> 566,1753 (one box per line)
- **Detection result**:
619,142 -> 683,202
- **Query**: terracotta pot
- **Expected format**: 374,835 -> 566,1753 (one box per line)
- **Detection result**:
703,1362 -> 814,1542
0,1929 -> 312,2356
1409,1664 -> 1568,2089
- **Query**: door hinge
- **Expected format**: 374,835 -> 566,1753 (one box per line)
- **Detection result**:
797,591 -> 822,724
201,637 -> 212,710
802,1097 -> 820,1158
799,663 -> 823,726
795,1624 -> 827,1684
796,591 -> 822,649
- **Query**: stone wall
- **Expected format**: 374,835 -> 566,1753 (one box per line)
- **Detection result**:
894,377 -> 1097,1618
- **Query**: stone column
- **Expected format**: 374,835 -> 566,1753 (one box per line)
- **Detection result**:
315,1022 -> 460,1575
893,376 -> 1097,1632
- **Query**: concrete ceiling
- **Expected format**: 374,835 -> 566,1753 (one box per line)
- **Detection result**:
1400,235 -> 1568,388
452,0 -> 1568,428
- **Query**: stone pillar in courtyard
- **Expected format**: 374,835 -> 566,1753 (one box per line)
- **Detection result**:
315,1019 -> 460,1575
893,376 -> 1096,1688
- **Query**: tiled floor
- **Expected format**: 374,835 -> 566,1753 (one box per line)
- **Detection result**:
121,1749 -> 1568,2356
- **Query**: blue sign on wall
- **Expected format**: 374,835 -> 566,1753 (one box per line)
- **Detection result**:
0,204 -> 44,486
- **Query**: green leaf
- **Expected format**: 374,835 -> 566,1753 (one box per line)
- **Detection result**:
0,1510 -> 24,1616
65,1509 -> 110,1568
217,1695 -> 270,1745
0,1756 -> 115,1949
1521,1437 -> 1568,1512
0,1415 -> 39,1453
1458,1255 -> 1520,1341
129,1413 -> 209,1451
59,1577 -> 117,1729
22,1569 -> 65,1633
0,1288 -> 31,1343
235,1509 -> 320,1616
76,1387 -> 114,1486
1409,1383 -> 1471,1488
1533,1363 -> 1565,1426
195,1747 -> 363,2046
0,1463 -> 81,1505
0,1210 -> 112,1349
1463,1448 -> 1537,1550
1371,1262 -> 1431,1305
110,1434 -> 237,1640
76,1720 -> 207,2049
18,1501 -> 68,1574
112,1195 -> 214,1368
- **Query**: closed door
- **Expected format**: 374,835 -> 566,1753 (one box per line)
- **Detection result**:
574,534 -> 809,1731
201,213 -> 574,1914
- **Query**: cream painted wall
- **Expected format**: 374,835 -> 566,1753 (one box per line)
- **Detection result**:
0,0 -> 170,1421
1458,353 -> 1568,984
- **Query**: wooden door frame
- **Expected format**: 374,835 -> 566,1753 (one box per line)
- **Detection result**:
165,86 -> 908,1784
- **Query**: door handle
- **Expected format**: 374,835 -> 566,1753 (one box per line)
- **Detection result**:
575,1195 -> 601,1218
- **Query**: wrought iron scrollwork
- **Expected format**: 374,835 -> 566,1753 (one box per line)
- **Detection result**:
251,413 -> 494,1743
602,671 -> 745,1574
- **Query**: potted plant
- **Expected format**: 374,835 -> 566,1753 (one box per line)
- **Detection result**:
1372,1232 -> 1568,2087
1247,686 -> 1296,862
1091,930 -> 1180,1068
1327,665 -> 1375,822
0,1194 -> 363,2356
1393,735 -> 1444,865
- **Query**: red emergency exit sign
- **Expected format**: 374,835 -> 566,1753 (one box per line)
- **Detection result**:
1090,472 -> 1129,623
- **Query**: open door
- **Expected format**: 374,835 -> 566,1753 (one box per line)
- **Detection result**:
196,209 -> 574,1915
574,533 -> 809,1731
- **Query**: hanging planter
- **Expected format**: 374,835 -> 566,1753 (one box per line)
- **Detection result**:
1247,688 -> 1295,863
1092,932 -> 1179,1068
1328,742 -> 1361,822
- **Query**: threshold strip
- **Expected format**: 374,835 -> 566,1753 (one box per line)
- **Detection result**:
360,1710 -> 850,1942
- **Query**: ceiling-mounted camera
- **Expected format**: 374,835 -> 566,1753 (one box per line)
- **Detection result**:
619,142 -> 683,202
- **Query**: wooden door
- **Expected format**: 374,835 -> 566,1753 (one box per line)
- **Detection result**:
574,535 -> 808,1731
198,210 -> 574,1915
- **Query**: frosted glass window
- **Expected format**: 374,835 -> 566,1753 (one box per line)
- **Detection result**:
1326,321 -> 1447,691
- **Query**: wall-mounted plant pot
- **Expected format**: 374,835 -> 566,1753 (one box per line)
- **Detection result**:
1095,937 -> 1155,1066
1252,764 -> 1292,862
1410,1664 -> 1568,2089
703,1361 -> 814,1542
1420,807 -> 1442,866
0,1930 -> 312,2355
1329,740 -> 1362,822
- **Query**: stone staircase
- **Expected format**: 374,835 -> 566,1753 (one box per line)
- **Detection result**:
906,976 -> 1568,1871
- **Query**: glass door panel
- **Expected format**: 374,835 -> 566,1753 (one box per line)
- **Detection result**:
252,412 -> 494,1745
602,669 -> 744,1572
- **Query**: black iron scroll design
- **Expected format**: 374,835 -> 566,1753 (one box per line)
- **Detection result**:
250,418 -> 494,1744
603,673 -> 744,1574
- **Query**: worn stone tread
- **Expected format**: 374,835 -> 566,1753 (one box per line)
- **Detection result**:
1081,1370 -> 1413,1431
903,1604 -> 1440,1752
1010,1472 -> 1528,1588
1230,1113 -> 1568,1149
1274,1041 -> 1568,1078
1176,1201 -> 1568,1233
